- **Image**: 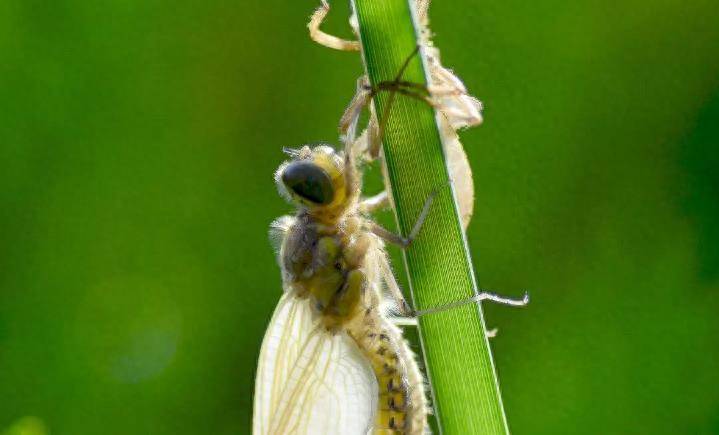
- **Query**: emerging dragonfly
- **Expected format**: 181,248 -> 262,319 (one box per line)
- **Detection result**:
253,56 -> 434,434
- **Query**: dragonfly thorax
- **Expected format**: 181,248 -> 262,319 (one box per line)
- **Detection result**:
282,212 -> 374,331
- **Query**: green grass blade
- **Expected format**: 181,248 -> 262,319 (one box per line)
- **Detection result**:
349,0 -> 511,433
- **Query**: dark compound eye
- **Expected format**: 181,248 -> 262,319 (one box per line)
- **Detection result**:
282,161 -> 334,205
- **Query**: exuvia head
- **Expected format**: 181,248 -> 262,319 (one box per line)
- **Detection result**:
276,145 -> 351,216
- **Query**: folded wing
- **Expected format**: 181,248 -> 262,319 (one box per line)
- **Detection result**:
253,293 -> 378,435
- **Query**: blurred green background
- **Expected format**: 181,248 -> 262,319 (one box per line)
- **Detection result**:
1,0 -> 718,433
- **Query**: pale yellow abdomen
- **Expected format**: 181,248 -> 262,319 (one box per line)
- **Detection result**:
349,312 -> 428,434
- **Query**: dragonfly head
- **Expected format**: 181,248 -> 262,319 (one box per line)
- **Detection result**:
276,145 -> 349,215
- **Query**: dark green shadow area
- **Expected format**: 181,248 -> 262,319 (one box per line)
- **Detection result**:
679,91 -> 719,283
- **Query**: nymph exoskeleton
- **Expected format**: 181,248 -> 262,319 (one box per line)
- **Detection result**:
309,0 -> 484,229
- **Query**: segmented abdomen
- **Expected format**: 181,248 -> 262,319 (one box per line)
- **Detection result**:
350,312 -> 428,435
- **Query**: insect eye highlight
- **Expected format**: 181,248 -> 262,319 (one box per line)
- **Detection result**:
282,161 -> 334,205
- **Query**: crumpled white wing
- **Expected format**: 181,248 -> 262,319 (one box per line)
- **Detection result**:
269,215 -> 295,258
253,293 -> 378,435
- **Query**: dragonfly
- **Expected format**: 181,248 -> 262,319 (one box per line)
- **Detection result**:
253,59 -> 436,434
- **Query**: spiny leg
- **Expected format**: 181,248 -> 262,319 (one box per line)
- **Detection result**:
370,188 -> 439,248
390,317 -> 418,327
378,250 -> 413,316
359,191 -> 390,214
390,316 -> 499,339
414,290 -> 530,318
308,0 -> 360,51
375,80 -> 428,95
339,47 -> 426,160
338,77 -> 371,197
339,76 -> 373,146
362,83 -> 438,160
338,76 -> 397,161
342,136 -> 360,202
477,291 -> 530,306
391,291 -> 526,339
370,46 -> 422,151
392,79 -> 482,129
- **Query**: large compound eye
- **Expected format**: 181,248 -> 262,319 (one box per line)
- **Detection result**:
281,161 -> 334,205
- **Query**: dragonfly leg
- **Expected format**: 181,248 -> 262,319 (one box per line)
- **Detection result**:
370,188 -> 439,248
308,0 -> 360,51
414,291 -> 530,317
359,191 -> 389,214
378,249 -> 413,316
